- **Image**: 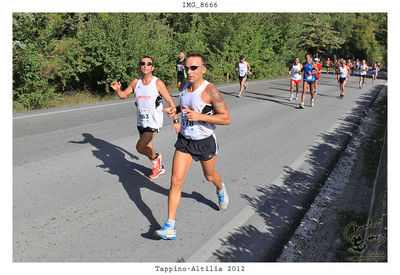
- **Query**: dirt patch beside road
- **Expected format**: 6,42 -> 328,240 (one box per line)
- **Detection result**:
278,85 -> 387,262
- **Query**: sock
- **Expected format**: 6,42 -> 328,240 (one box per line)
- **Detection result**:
217,183 -> 225,195
167,219 -> 175,228
150,153 -> 159,161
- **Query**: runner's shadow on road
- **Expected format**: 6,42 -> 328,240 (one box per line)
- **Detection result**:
69,133 -> 219,240
244,91 -> 299,108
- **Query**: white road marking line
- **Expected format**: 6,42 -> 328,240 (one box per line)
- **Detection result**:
13,79 -> 277,120
186,204 -> 255,262
13,100 -> 133,120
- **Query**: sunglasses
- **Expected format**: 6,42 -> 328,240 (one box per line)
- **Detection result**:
184,64 -> 205,71
140,62 -> 153,66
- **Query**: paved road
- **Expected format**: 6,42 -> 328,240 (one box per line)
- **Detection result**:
13,73 -> 386,262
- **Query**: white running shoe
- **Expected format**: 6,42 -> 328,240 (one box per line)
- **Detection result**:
217,182 -> 229,210
154,223 -> 176,240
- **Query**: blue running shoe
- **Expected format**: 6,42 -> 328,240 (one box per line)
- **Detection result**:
154,223 -> 176,240
217,182 -> 229,210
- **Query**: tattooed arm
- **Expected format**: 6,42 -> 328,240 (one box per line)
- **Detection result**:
185,84 -> 231,125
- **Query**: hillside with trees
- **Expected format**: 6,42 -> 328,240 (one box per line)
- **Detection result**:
12,13 -> 387,111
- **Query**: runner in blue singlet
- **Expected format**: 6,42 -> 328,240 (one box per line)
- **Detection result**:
298,54 -> 318,109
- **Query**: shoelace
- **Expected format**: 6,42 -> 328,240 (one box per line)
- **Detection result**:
161,223 -> 175,230
217,191 -> 224,201
152,157 -> 160,172
161,223 -> 170,230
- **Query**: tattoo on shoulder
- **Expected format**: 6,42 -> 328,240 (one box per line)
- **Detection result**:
208,86 -> 227,110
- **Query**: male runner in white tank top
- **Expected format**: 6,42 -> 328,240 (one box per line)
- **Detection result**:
155,51 -> 231,240
110,56 -> 178,179
235,55 -> 251,98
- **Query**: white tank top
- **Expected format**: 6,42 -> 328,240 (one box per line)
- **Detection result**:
291,63 -> 302,80
360,64 -> 367,75
179,80 -> 216,140
134,76 -> 163,129
339,66 -> 348,78
238,62 -> 248,77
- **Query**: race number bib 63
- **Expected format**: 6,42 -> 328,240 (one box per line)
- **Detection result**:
138,109 -> 151,122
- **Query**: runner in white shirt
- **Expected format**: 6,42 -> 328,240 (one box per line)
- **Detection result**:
110,56 -> 178,179
156,51 -> 231,240
338,60 -> 350,99
359,60 -> 369,89
288,57 -> 303,101
235,55 -> 252,98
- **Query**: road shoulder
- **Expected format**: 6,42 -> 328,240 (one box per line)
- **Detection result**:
277,84 -> 387,262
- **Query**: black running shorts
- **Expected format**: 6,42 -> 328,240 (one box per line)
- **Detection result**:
177,72 -> 186,83
339,77 -> 347,83
137,126 -> 159,134
174,133 -> 218,162
239,74 -> 248,82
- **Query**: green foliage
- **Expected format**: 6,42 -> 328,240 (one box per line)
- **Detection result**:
76,13 -> 177,93
300,13 -> 344,57
12,12 -> 387,111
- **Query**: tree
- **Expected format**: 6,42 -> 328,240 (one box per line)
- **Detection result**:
299,13 -> 344,57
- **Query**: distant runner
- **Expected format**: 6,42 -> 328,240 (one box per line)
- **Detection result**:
288,57 -> 303,101
325,58 -> 331,74
314,58 -> 323,95
298,54 -> 318,109
235,55 -> 251,98
355,59 -> 360,72
338,59 -> 350,99
371,62 -> 379,85
334,59 -> 340,81
174,52 -> 187,90
359,60 -> 368,89
346,59 -> 353,79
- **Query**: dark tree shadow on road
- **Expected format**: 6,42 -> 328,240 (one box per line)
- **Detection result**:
70,134 -> 219,240
209,84 -> 385,262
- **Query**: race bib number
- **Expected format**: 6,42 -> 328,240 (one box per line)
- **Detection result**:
306,74 -> 312,80
181,111 -> 199,136
138,109 -> 151,122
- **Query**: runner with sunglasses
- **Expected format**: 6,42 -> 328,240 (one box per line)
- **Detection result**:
110,56 -> 178,179
155,51 -> 231,240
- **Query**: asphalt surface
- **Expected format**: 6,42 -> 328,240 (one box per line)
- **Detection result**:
13,72 -> 386,262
